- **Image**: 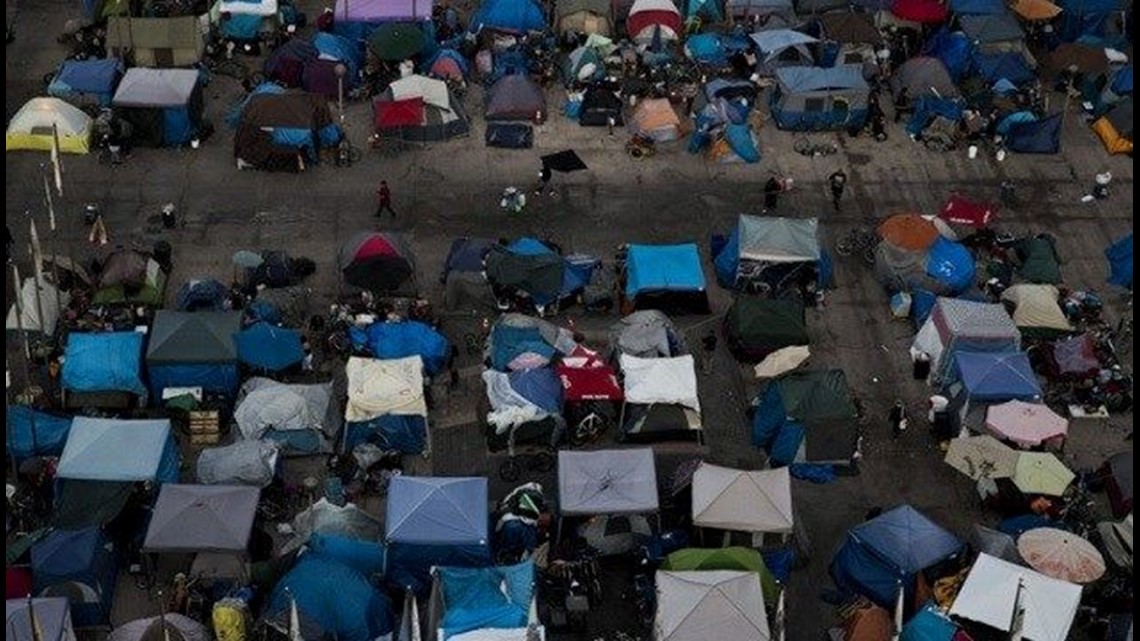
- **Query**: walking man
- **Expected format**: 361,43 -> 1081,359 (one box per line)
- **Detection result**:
764,175 -> 782,211
889,400 -> 908,440
535,162 -> 552,196
700,330 -> 718,374
828,169 -> 847,211
375,180 -> 395,218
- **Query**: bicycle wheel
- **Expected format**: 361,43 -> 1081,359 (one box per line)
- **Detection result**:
861,244 -> 877,266
835,237 -> 854,257
572,412 -> 607,446
793,137 -> 812,155
499,458 -> 522,483
531,451 -> 555,473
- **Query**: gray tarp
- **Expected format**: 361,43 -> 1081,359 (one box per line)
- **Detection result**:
558,448 -> 659,515
282,498 -> 382,554
143,484 -> 260,553
196,440 -> 280,487
607,310 -> 687,359
738,215 -> 821,263
108,614 -> 210,641
959,13 -> 1025,44
233,377 -> 340,448
775,64 -> 868,93
146,310 -> 242,363
5,598 -> 75,641
113,68 -> 200,107
891,57 -> 960,99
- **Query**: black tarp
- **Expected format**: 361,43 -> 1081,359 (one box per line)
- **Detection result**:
485,122 -> 534,148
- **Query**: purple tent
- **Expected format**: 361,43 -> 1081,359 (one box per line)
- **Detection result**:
335,0 -> 434,22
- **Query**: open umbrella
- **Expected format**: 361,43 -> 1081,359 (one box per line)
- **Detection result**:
1012,452 -> 1074,496
1011,0 -> 1062,20
540,150 -> 589,172
753,345 -> 811,379
369,23 -> 427,61
945,435 -> 1018,480
1017,528 -> 1106,583
878,213 -> 940,251
985,400 -> 1069,448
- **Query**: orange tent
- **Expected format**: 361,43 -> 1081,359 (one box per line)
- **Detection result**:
878,213 -> 940,251
1012,0 -> 1062,20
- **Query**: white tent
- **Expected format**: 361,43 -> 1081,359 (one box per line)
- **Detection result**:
234,377 -> 340,451
390,74 -> 458,122
113,68 -> 200,107
6,278 -> 70,334
6,97 -> 93,154
217,0 -> 279,16
691,463 -> 793,535
620,354 -> 700,414
558,449 -> 658,516
949,553 -> 1081,641
345,356 -> 427,422
655,571 -> 770,641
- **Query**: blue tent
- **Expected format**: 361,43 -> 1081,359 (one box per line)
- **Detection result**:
442,237 -> 495,280
752,369 -> 859,466
470,0 -> 547,33
267,555 -> 394,641
352,321 -> 451,376
948,0 -> 1005,13
489,323 -> 557,371
226,82 -> 287,128
176,279 -> 229,311
313,32 -> 363,83
56,417 -> 180,484
61,332 -> 147,396
925,237 -> 976,294
1006,113 -> 1063,154
31,527 -> 119,625
972,52 -> 1036,87
6,406 -> 72,462
684,0 -> 724,20
625,244 -> 708,311
505,367 -> 564,414
906,96 -> 964,137
307,532 -> 387,577
436,562 -> 536,639
901,602 -> 959,641
1054,0 -> 1122,41
1111,65 -> 1133,95
47,58 -> 122,107
723,123 -> 761,163
686,33 -> 729,65
146,311 -> 242,397
924,29 -> 972,80
951,351 -> 1041,402
770,65 -> 870,131
1105,234 -> 1133,288
235,322 -> 305,372
830,505 -> 964,607
344,414 -> 429,454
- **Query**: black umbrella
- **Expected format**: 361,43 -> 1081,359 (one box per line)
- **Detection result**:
540,150 -> 588,173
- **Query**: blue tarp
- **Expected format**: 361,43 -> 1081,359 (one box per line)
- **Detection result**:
344,414 -> 428,454
443,237 -> 494,277
490,324 -> 556,371
61,332 -> 146,396
387,541 -> 493,595
685,0 -> 724,20
176,279 -> 229,311
6,407 -> 72,462
1106,234 -> 1133,288
149,364 -> 240,397
901,602 -> 958,641
307,532 -> 387,578
995,110 -> 1037,136
48,59 -> 122,106
31,527 -> 118,625
313,32 -> 363,82
1111,65 -> 1133,95
57,417 -> 180,484
949,0 -> 1005,13
724,123 -> 761,163
1054,0 -> 1120,41
951,351 -> 1041,401
687,34 -> 729,65
267,555 -> 394,641
830,505 -> 963,607
221,13 -> 264,40
998,513 -> 1054,536
386,476 -> 489,545
925,29 -> 972,81
925,237 -> 976,294
507,367 -> 563,414
227,82 -> 287,128
470,0 -> 547,33
1006,113 -> 1063,154
906,96 -> 964,137
235,322 -> 305,372
438,562 -> 535,640
351,321 -> 451,376
625,244 -> 706,297
972,52 -> 1036,87
911,288 -> 938,328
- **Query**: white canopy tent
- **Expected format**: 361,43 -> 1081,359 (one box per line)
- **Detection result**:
949,553 -> 1081,641
691,463 -> 793,535
620,354 -> 700,413
557,449 -> 658,516
655,570 -> 770,641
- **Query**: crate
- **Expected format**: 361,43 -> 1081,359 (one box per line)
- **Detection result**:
187,410 -> 221,445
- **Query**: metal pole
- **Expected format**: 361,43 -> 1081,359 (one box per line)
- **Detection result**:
27,215 -> 47,348
11,265 -> 37,456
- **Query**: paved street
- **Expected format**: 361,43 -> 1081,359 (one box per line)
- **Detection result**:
5,1 -> 1134,639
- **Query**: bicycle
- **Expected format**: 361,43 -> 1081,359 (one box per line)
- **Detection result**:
835,227 -> 878,266
569,404 -> 611,446
464,331 -> 484,356
499,449 -> 555,483
793,137 -> 838,157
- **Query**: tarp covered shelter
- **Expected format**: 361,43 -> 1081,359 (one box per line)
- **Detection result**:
335,0 -> 434,23
57,417 -> 180,483
265,555 -> 394,641
61,332 -> 147,397
107,614 -> 209,641
92,249 -> 168,307
949,553 -> 1081,641
48,59 -> 123,108
234,93 -> 341,170
31,527 -> 118,625
484,238 -> 581,308
113,68 -> 204,147
891,0 -> 948,22
235,322 -> 305,372
338,231 -> 417,293
213,0 -> 281,40
949,350 -> 1042,403
1006,113 -> 1062,154
6,407 -> 72,462
146,310 -> 242,396
727,0 -> 793,22
655,571 -> 770,641
485,74 -> 547,121
770,65 -> 869,131
830,505 -> 963,607
627,98 -> 682,142
6,97 -> 93,154
959,13 -> 1026,48
1105,234 -> 1132,289
1001,284 -> 1072,336
751,369 -> 860,466
235,378 -> 340,455
624,243 -> 710,314
106,16 -> 204,67
692,463 -> 793,535
427,561 -> 540,641
557,0 -> 613,35
488,314 -> 579,371
608,310 -> 688,359
891,57 -> 960,99
940,194 -> 994,228
354,320 -> 451,376
470,0 -> 547,33
5,598 -> 77,641
620,354 -> 703,441
344,356 -> 429,454
558,448 -> 658,515
7,278 -> 70,335
196,439 -> 280,487
724,297 -> 808,362
713,215 -> 823,290
912,297 -> 1020,384
144,484 -> 259,554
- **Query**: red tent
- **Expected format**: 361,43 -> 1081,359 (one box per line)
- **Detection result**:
891,0 -> 949,23
373,97 -> 425,131
940,195 -> 994,228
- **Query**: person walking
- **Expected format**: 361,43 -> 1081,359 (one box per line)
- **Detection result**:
535,162 -> 552,196
764,176 -> 782,211
375,180 -> 396,218
700,330 -> 718,374
889,400 -> 908,439
828,169 -> 847,211
893,86 -> 909,124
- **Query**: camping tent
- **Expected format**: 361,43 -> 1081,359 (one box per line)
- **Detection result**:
620,354 -> 703,441
92,250 -> 169,307
5,598 -> 76,641
56,417 -> 180,483
1006,113 -> 1062,154
1105,234 -> 1132,289
47,59 -> 123,108
624,243 -> 710,314
486,74 -> 547,121
1092,97 -> 1133,156
213,0 -> 281,40
724,297 -> 808,361
911,297 -> 1020,384
106,16 -> 204,66
61,332 -> 147,398
830,505 -> 963,607
820,12 -> 882,65
558,448 -> 658,515
470,0 -> 547,33
6,407 -> 72,462
235,322 -> 305,372
265,555 -> 394,641
751,369 -> 860,466
891,57 -> 960,99
692,463 -> 793,535
338,231 -> 417,293
959,13 -> 1026,50
661,548 -> 778,605
770,65 -> 869,131
441,237 -> 495,312
263,39 -> 317,87
6,278 -> 70,335
344,356 -> 429,454
112,68 -> 204,147
1001,284 -> 1072,336
949,350 -> 1042,404
235,93 -> 341,170
949,553 -> 1081,641
557,0 -> 613,34
628,98 -> 682,141
375,75 -> 470,142
31,527 -> 118,626
484,238 -> 587,309
608,310 -> 688,359
234,378 -> 340,455
5,98 -> 93,154
146,310 -> 242,396
627,0 -> 683,43
144,484 -> 260,554
713,215 -> 823,290
751,30 -> 819,75
107,615 -> 208,641
426,562 -> 540,640
655,571 -> 770,641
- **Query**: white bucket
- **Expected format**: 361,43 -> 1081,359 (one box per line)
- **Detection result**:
995,149 -> 1007,162
967,145 -> 978,159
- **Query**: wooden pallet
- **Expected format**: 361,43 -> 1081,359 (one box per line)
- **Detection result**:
187,410 -> 221,445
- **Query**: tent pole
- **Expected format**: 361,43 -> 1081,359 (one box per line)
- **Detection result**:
11,265 -> 37,455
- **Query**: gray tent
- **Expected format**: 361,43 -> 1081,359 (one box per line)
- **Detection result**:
146,311 -> 241,363
959,13 -> 1025,45
557,0 -> 613,35
607,310 -> 688,359
891,57 -> 960,99
143,484 -> 260,553
233,377 -> 341,455
558,448 -> 659,515
5,598 -> 76,641
486,74 -> 547,122
108,614 -> 210,641
771,65 -> 870,131
750,29 -> 818,74
739,215 -> 821,263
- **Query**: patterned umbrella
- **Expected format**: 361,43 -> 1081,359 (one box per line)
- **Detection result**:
1017,528 -> 1106,583
1012,452 -> 1075,496
985,400 -> 1068,448
878,213 -> 940,251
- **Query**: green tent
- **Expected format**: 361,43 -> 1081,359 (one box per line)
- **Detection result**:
725,296 -> 808,361
1016,237 -> 1062,285
776,369 -> 858,423
661,547 -> 778,605
369,23 -> 427,61
92,260 -> 169,307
